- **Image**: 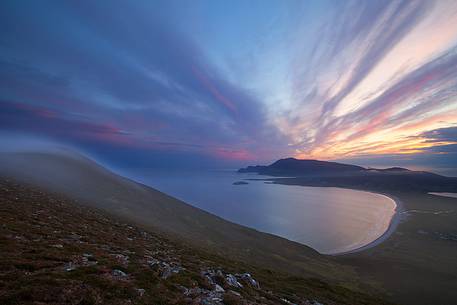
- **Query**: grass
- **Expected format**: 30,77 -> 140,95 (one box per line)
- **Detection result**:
0,177 -> 394,305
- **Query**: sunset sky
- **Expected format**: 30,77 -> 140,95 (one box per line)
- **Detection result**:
1,0 -> 457,172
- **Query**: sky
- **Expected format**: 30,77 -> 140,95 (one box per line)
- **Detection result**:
1,0 -> 457,173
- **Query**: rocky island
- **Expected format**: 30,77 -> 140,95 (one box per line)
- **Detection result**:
233,181 -> 249,185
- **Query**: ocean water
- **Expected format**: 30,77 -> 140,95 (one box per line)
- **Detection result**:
135,170 -> 396,254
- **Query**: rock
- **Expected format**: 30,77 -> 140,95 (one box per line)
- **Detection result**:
185,287 -> 205,297
239,273 -> 260,289
64,262 -> 76,272
205,274 -> 215,286
160,262 -> 182,279
80,255 -> 97,266
112,269 -> 127,277
233,181 -> 249,185
176,285 -> 189,295
214,284 -> 225,293
226,274 -> 243,288
135,288 -> 145,297
281,298 -> 297,305
228,290 -> 241,297
201,291 -> 224,305
161,267 -> 173,279
147,257 -> 160,268
68,233 -> 82,240
111,253 -> 129,266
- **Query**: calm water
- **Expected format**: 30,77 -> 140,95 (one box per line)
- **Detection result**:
134,170 -> 396,254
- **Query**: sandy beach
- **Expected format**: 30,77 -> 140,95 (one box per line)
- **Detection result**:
330,193 -> 404,256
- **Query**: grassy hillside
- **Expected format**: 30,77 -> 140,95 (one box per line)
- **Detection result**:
0,151 -> 364,287
8,151 -> 455,304
0,178 -> 393,305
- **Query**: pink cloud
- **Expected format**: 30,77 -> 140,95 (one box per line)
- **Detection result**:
191,65 -> 237,113
210,147 -> 254,161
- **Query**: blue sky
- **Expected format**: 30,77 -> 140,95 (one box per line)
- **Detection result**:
1,0 -> 457,172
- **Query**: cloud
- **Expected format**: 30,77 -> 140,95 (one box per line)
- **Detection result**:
420,126 -> 457,143
0,101 -> 132,146
335,125 -> 457,175
1,0 -> 456,169
0,0 -> 287,165
282,1 -> 457,161
317,0 -> 428,118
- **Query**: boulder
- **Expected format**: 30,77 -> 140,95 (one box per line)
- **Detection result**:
112,269 -> 127,277
226,274 -> 243,288
239,273 -> 260,289
214,284 -> 225,293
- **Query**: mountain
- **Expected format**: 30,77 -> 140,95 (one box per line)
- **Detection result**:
238,158 -> 365,176
239,157 -> 457,192
0,151 -> 357,284
368,167 -> 410,172
2,151 -> 456,304
1,178 -> 390,305
0,150 -> 396,304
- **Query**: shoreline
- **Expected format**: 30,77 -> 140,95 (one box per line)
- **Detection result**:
428,192 -> 457,199
262,178 -> 406,256
331,192 -> 405,256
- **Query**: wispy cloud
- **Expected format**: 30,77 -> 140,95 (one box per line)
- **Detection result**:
275,1 -> 457,161
420,126 -> 457,143
0,0 -> 456,168
0,0 -> 286,165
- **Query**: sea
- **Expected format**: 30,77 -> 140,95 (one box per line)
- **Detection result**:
133,170 -> 396,254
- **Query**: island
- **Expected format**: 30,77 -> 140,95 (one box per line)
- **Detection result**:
233,181 -> 249,185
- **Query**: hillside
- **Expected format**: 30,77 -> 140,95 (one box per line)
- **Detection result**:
0,178 -> 392,305
0,151 -> 383,294
0,152 -> 330,277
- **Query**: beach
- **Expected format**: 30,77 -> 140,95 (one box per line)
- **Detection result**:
332,193 -> 403,255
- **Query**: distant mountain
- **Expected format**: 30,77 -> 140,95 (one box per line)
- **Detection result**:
239,157 -> 457,193
238,157 -> 365,176
367,167 -> 410,172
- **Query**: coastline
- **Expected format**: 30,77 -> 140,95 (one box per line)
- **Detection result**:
428,192 -> 457,199
260,177 -> 406,256
331,192 -> 405,256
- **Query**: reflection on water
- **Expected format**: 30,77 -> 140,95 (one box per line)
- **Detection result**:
135,170 -> 396,254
